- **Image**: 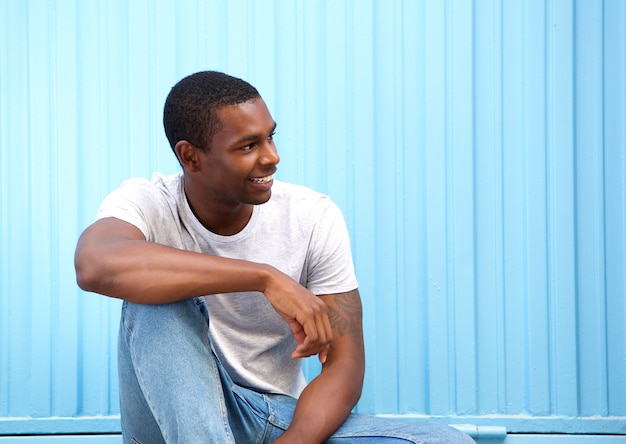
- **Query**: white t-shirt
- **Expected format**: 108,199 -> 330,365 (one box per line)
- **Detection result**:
96,172 -> 358,397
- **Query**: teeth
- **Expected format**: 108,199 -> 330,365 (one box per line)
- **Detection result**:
250,175 -> 273,183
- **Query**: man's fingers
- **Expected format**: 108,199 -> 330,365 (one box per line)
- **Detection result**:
320,308 -> 333,344
318,344 -> 331,364
287,319 -> 306,345
267,278 -> 334,360
291,308 -> 333,359
293,319 -> 320,357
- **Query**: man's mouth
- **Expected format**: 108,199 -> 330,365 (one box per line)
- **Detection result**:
249,175 -> 273,184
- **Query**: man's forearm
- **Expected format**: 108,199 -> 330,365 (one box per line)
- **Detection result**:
76,235 -> 271,304
276,357 -> 364,444
273,290 -> 366,443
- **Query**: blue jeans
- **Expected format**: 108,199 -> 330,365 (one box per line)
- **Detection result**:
118,298 -> 474,443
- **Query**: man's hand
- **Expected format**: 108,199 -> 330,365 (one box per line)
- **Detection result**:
260,268 -> 334,361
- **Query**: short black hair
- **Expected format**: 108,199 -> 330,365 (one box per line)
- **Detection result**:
163,71 -> 261,153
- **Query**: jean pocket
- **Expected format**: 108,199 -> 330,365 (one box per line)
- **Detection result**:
231,384 -> 270,419
262,392 -> 298,430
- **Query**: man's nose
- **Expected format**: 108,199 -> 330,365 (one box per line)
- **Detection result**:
259,142 -> 280,165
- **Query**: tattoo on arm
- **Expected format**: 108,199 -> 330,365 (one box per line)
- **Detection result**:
327,291 -> 363,344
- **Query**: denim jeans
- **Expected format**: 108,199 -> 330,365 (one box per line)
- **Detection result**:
118,298 -> 474,444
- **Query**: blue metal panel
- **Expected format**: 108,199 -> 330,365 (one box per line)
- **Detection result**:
1,0 -> 625,436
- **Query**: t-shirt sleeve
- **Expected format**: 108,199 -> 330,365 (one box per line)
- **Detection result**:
95,178 -> 162,241
305,200 -> 358,295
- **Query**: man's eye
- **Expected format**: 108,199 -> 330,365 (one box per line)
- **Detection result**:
268,131 -> 276,142
241,143 -> 255,151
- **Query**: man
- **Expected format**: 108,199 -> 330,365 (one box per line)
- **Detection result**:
75,71 -> 473,443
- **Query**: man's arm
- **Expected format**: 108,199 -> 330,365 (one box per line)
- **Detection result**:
274,289 -> 365,444
74,217 -> 333,359
75,217 -> 271,302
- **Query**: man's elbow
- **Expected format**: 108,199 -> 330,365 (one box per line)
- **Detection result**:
74,248 -> 106,293
75,267 -> 95,293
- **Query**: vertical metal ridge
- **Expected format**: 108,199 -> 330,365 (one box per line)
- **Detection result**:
598,0 -> 610,417
371,0 -> 400,414
542,0 -> 554,417
0,0 -> 9,420
602,0 -> 626,417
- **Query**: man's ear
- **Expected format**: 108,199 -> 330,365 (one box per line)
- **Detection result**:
175,140 -> 201,172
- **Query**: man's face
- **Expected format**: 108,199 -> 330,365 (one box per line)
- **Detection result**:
196,98 -> 280,208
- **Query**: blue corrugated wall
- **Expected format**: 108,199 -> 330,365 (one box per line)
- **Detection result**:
1,0 -> 625,437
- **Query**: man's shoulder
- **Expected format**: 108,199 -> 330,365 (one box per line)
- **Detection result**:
96,172 -> 183,233
122,171 -> 181,188
114,172 -> 183,199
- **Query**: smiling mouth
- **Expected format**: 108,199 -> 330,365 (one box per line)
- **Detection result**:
249,175 -> 274,184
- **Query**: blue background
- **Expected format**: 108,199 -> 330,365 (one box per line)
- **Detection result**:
1,0 -> 625,438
